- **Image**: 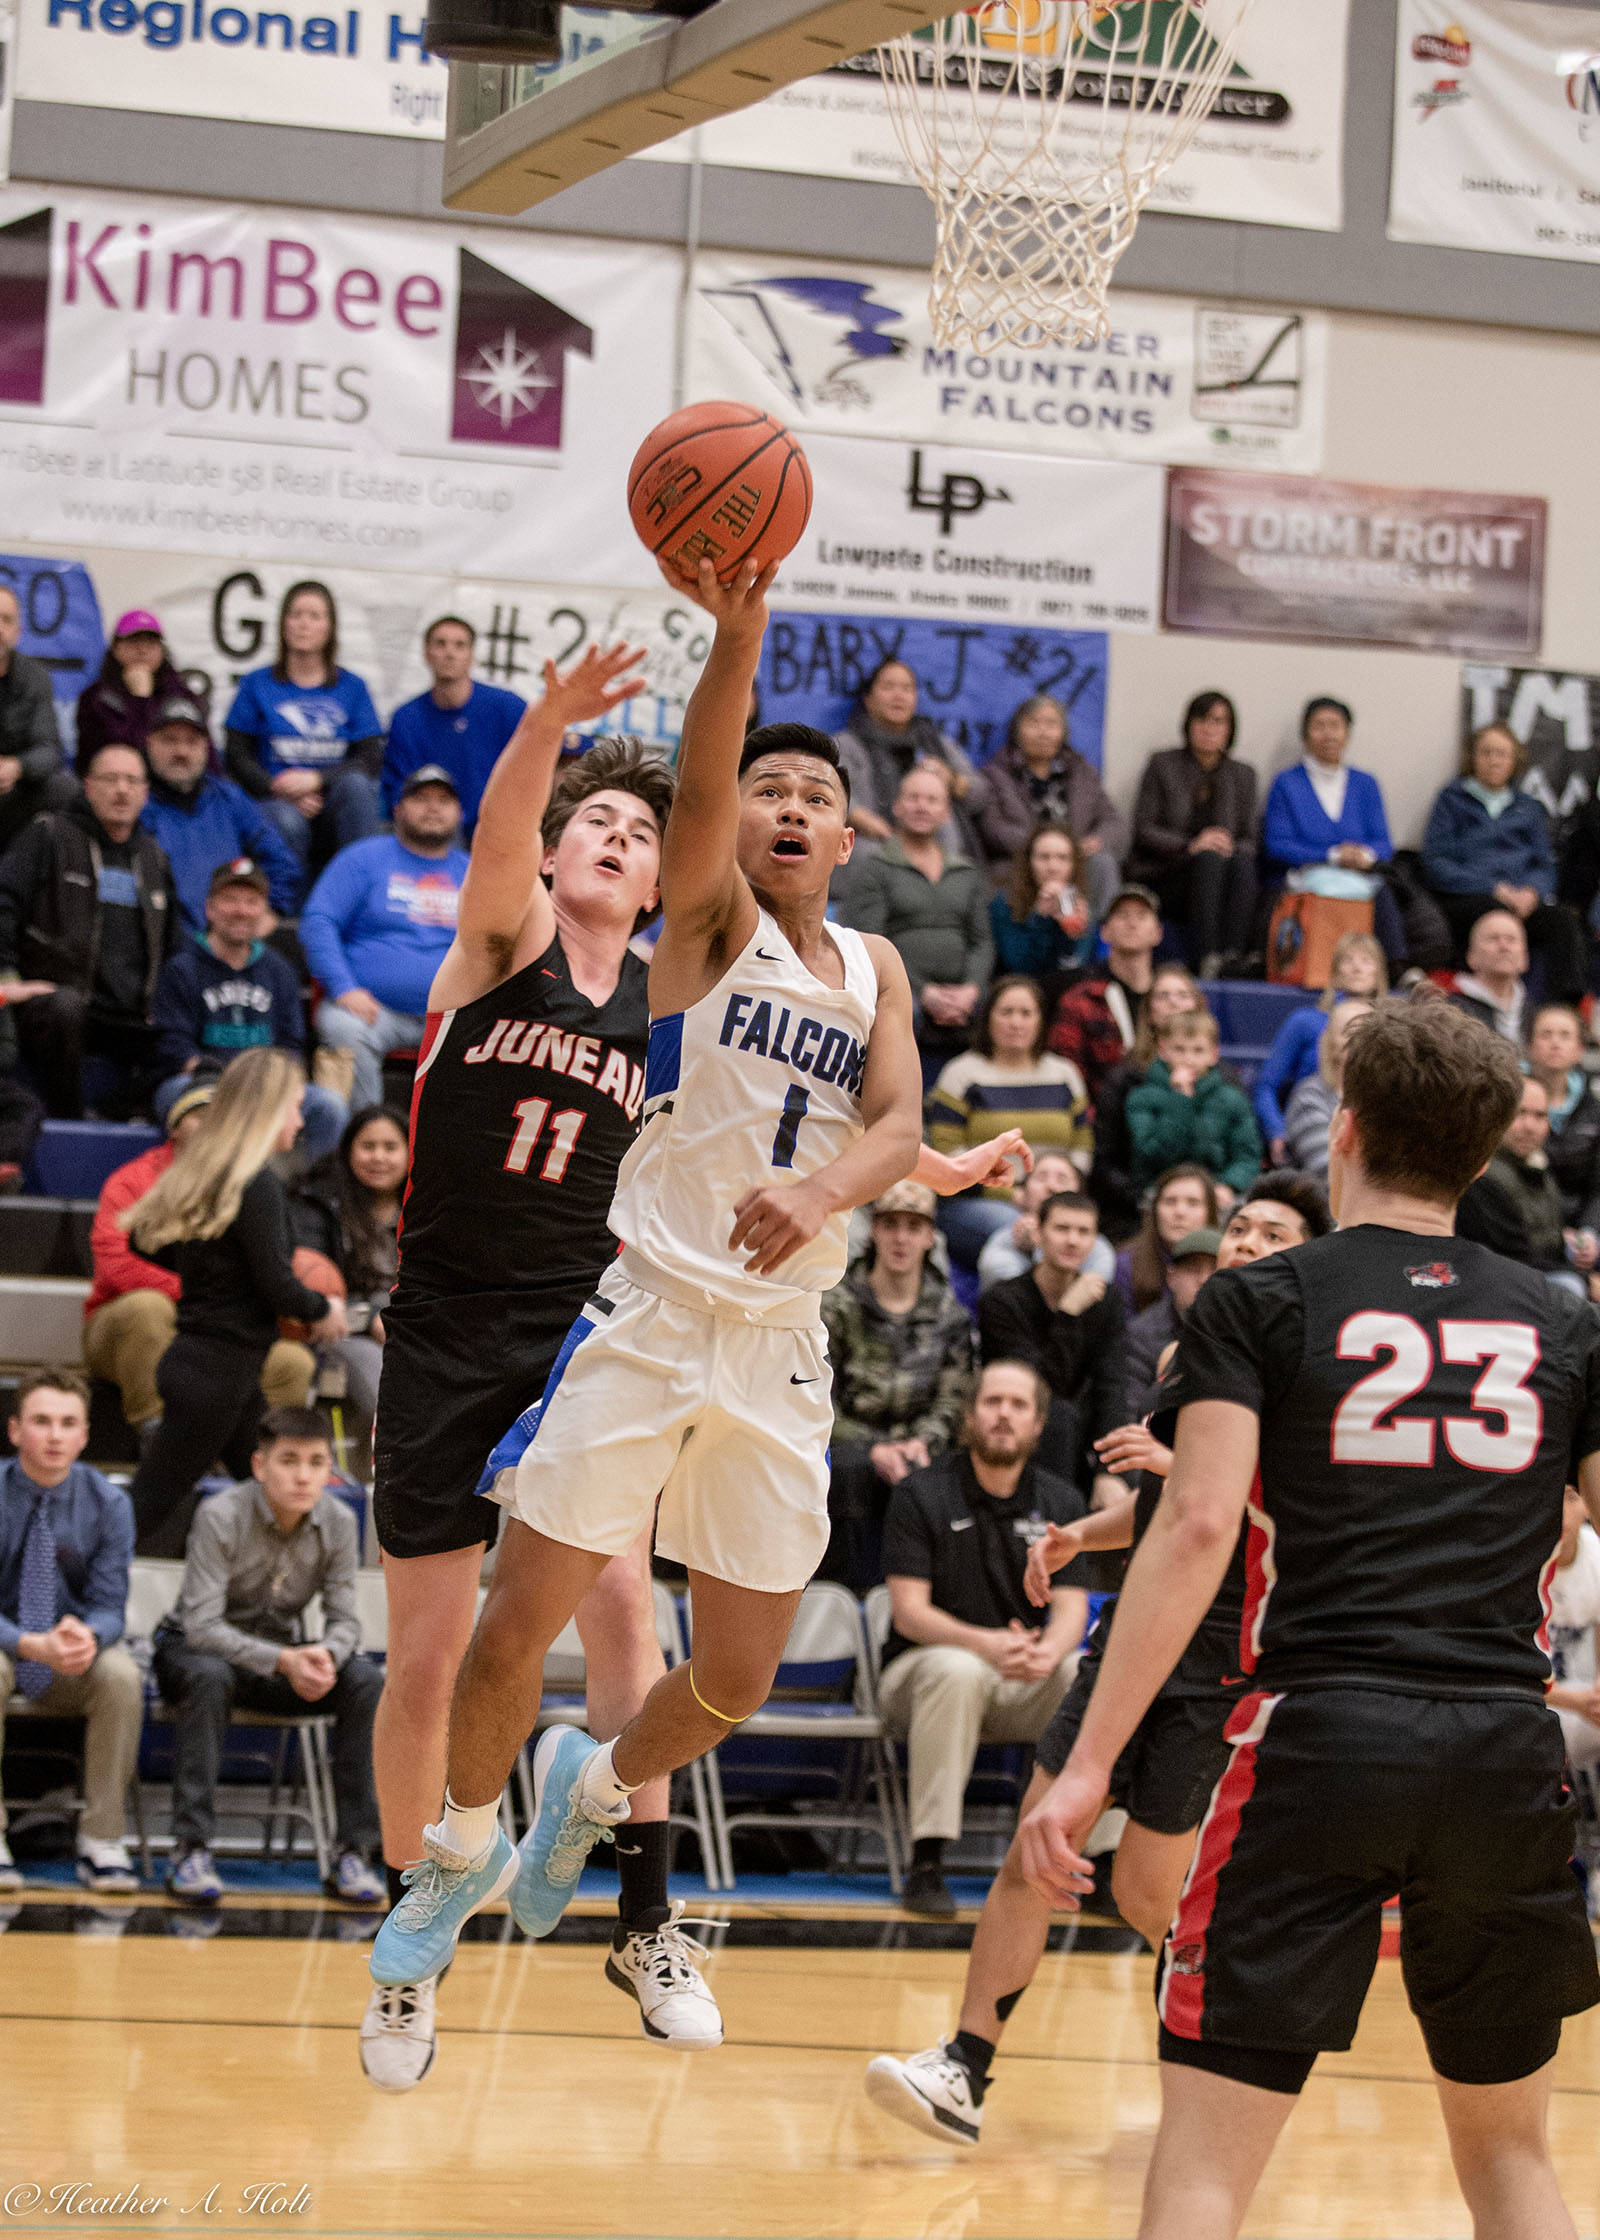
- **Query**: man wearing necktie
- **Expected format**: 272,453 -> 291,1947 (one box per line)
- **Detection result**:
0,1370 -> 142,1892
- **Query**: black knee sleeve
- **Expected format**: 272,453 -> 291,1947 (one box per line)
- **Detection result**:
1420,2017 -> 1562,2086
1159,2025 -> 1317,2097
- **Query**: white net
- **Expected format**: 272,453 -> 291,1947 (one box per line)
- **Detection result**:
878,0 -> 1260,349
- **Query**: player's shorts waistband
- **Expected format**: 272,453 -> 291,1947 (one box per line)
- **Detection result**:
615,1247 -> 823,1330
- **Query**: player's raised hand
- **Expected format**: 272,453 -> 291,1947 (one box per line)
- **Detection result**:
1025,1521 -> 1082,1607
1094,1423 -> 1173,1479
729,1176 -> 831,1277
658,554 -> 779,642
536,640 -> 649,729
1017,1768 -> 1102,1910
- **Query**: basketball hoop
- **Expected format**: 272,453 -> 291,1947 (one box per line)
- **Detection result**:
878,0 -> 1260,349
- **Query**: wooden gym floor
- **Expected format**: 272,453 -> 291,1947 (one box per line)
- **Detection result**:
4,1893 -> 1599,2239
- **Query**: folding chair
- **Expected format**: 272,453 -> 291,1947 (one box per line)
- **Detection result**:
713,1581 -> 905,1893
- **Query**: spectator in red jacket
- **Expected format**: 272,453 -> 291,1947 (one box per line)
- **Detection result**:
80,1080 -> 313,1444
1047,884 -> 1164,1113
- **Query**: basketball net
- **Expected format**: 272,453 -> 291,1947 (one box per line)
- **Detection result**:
878,0 -> 1260,349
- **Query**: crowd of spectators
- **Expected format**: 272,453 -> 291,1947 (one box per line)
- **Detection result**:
6,604 -> 1600,1912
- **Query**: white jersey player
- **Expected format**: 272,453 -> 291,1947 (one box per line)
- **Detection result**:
370,556 -> 1027,1997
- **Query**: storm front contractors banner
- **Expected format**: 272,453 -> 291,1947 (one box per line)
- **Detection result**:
1390,0 -> 1600,263
689,253 -> 1328,475
1165,468 -> 1547,657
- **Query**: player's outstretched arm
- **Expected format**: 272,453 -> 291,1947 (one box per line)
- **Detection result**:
915,1131 -> 1033,1198
650,557 -> 777,1005
429,643 -> 646,1011
727,937 -> 922,1277
1017,1398 -> 1258,1909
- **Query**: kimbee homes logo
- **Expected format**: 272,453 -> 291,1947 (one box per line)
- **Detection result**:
0,209 -> 53,407
451,248 -> 592,450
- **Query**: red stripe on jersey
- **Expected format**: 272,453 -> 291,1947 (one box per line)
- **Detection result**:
1536,1545 -> 1560,1670
1158,1689 -> 1280,2041
395,1008 -> 452,1254
1238,1470 -> 1274,1674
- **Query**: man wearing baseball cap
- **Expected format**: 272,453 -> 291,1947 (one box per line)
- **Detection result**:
75,610 -> 188,772
150,859 -> 346,1158
301,765 -> 468,1108
1124,1224 -> 1221,1407
1047,883 -> 1166,1112
139,690 -> 302,931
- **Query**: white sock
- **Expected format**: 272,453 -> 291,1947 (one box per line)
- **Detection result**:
437,1792 -> 500,1862
579,1741 -> 639,1820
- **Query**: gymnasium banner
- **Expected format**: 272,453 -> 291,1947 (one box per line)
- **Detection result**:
643,0 -> 1348,233
783,433 -> 1162,632
0,549 -> 105,720
0,185 -> 678,581
0,0 -> 15,180
1389,0 -> 1600,263
689,253 -> 1328,474
1165,468 -> 1547,657
1460,662 -> 1600,832
759,612 -> 1108,774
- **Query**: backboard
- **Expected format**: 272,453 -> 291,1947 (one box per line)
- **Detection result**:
442,0 -> 945,214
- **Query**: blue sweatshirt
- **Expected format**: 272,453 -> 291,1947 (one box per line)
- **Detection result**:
153,935 -> 306,1074
142,775 -> 303,932
1252,1006 -> 1327,1143
1262,764 -> 1393,876
225,665 -> 382,779
1422,779 -> 1556,902
300,836 -> 469,1015
381,681 -> 526,829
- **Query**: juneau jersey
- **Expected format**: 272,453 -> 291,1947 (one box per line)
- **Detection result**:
1158,1224 -> 1600,1699
393,936 -> 647,1305
611,908 -> 878,1309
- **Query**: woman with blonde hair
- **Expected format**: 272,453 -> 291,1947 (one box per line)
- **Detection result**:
1253,932 -> 1388,1162
126,1047 -> 346,1555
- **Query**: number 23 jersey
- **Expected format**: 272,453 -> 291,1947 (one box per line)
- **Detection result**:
610,907 -> 879,1310
1158,1224 -> 1600,1699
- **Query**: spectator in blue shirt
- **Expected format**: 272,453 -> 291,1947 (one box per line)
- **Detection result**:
224,582 -> 383,875
0,1368 -> 142,1894
141,694 -> 303,930
151,860 -> 346,1159
1251,930 -> 1387,1159
302,768 -> 468,1108
381,616 -> 525,836
1261,697 -> 1407,969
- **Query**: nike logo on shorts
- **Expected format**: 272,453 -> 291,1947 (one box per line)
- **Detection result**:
790,1372 -> 818,1384
756,948 -> 781,961
951,1517 -> 975,1532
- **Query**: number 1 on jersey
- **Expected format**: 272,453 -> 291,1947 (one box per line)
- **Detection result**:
771,1085 -> 810,1170
505,1097 -> 587,1183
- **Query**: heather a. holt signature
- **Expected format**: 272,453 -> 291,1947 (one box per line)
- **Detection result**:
3,2181 -> 311,2218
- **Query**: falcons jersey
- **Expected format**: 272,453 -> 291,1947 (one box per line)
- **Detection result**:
394,935 -> 646,1307
1156,1225 -> 1600,1699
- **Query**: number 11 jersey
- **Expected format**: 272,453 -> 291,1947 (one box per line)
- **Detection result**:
1159,1224 -> 1600,1700
611,907 -> 879,1311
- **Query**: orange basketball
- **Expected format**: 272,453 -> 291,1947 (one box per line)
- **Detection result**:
279,1247 -> 346,1342
628,401 -> 812,584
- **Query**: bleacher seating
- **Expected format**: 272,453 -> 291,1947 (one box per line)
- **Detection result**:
24,1120 -> 162,1200
1200,978 -> 1307,1095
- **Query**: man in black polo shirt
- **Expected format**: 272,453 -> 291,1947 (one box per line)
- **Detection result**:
876,1358 -> 1094,1918
978,1190 -> 1127,1507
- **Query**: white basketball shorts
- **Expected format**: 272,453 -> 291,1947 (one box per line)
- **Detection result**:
482,1254 -> 833,1596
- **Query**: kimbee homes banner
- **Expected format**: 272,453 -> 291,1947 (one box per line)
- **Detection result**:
0,187 -> 679,578
644,0 -> 1348,233
1390,0 -> 1600,262
690,252 -> 1328,474
1165,468 -> 1547,657
781,433 -> 1163,632
1461,662 -> 1600,831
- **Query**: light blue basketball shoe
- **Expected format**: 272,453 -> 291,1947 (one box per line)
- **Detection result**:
370,1825 -> 518,1987
512,1728 -> 627,1939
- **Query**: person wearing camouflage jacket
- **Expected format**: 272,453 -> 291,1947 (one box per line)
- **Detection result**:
819,1181 -> 976,1593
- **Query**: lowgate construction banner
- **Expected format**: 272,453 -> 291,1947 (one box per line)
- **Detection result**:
1165,468 -> 1547,657
0,185 -> 679,580
689,252 -> 1328,475
1389,0 -> 1600,263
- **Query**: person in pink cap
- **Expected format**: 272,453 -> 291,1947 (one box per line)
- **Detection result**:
76,610 -> 191,772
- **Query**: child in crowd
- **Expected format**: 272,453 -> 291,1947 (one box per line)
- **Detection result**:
1124,1008 -> 1262,1204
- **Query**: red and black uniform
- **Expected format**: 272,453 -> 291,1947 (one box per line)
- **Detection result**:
373,937 -> 647,1559
1151,1223 -> 1600,2090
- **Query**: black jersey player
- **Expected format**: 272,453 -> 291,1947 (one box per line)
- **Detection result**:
1022,998 -> 1600,2240
361,643 -> 708,2088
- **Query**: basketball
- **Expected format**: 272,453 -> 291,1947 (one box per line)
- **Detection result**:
627,401 -> 812,584
279,1246 -> 346,1340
